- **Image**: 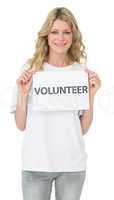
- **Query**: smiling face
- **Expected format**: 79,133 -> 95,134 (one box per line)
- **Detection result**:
47,19 -> 73,54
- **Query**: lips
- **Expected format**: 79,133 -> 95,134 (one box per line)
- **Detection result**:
54,43 -> 66,47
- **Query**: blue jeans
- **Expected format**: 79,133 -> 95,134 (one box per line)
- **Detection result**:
22,170 -> 86,200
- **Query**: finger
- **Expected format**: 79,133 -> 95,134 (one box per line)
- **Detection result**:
22,69 -> 35,77
22,70 -> 33,80
18,78 -> 25,84
90,76 -> 101,83
20,77 -> 27,84
85,68 -> 91,73
27,69 -> 36,74
29,75 -> 33,84
88,74 -> 97,79
23,70 -> 33,77
89,77 -> 95,84
89,80 -> 96,86
89,78 -> 100,86
89,77 -> 100,85
24,71 -> 32,76
85,68 -> 96,74
19,74 -> 29,83
22,73 -> 30,82
88,71 -> 97,75
88,73 -> 99,80
17,76 -> 26,85
22,74 -> 29,80
85,69 -> 97,79
22,73 -> 32,80
92,75 -> 97,79
89,78 -> 96,82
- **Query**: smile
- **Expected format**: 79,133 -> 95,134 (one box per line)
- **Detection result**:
54,43 -> 66,47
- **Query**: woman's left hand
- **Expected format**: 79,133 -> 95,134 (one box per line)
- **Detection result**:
85,68 -> 101,98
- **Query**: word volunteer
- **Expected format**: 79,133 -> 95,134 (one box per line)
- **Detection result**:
34,85 -> 88,95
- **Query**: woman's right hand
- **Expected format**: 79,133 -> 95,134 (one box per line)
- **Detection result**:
16,69 -> 36,96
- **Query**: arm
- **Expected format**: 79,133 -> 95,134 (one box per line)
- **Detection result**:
80,95 -> 94,135
80,69 -> 101,135
14,68 -> 35,131
14,92 -> 28,131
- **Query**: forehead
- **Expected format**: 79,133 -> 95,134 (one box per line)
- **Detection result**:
51,19 -> 71,30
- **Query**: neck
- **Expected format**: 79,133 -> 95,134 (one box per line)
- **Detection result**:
46,51 -> 70,67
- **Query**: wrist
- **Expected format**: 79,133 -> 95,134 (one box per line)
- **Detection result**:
89,93 -> 95,108
18,91 -> 29,97
17,92 -> 29,108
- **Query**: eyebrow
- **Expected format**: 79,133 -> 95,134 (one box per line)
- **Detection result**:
51,29 -> 71,31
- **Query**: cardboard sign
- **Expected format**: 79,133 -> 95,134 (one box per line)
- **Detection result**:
32,70 -> 89,111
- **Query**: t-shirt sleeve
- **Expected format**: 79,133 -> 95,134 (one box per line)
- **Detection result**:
9,61 -> 30,114
9,84 -> 18,114
78,110 -> 85,117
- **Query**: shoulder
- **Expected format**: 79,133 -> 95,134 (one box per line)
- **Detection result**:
18,60 -> 31,75
72,62 -> 87,71
21,60 -> 31,71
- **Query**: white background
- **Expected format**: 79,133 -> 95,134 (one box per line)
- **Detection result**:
0,0 -> 114,199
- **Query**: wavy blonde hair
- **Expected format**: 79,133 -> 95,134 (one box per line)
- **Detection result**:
27,7 -> 87,71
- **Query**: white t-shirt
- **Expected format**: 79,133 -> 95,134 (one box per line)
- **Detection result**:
10,61 -> 88,172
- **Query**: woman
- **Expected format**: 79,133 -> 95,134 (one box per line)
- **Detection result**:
10,7 -> 101,200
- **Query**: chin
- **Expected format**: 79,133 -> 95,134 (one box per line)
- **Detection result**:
49,44 -> 70,53
55,50 -> 67,54
53,47 -> 69,54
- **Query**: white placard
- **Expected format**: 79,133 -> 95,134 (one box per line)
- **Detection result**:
32,70 -> 89,111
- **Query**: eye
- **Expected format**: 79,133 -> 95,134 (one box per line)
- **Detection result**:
50,31 -> 72,35
50,31 -> 58,34
63,31 -> 72,35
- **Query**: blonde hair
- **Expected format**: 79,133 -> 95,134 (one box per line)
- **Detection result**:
27,7 -> 87,71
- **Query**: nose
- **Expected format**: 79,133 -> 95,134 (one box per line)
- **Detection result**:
57,32 -> 65,40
